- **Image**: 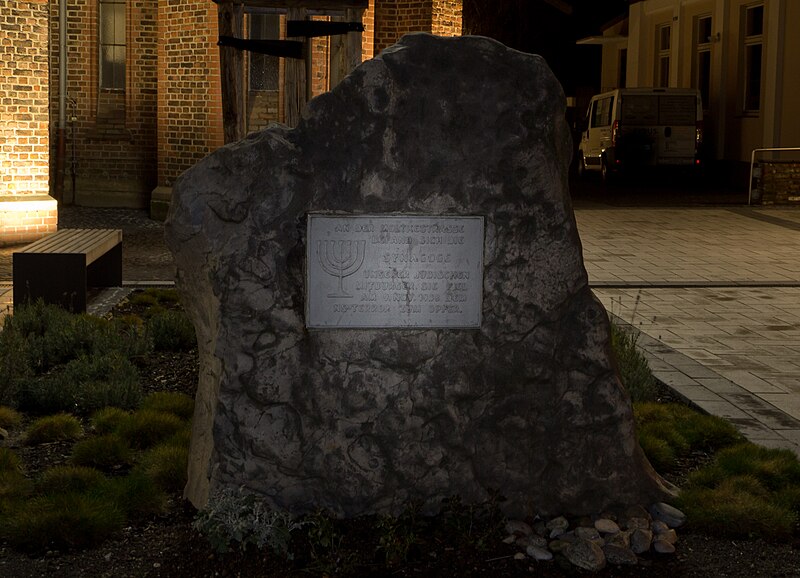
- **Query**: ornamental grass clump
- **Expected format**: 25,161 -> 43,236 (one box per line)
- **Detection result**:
0,406 -> 22,430
96,471 -> 168,521
0,492 -> 126,553
146,310 -> 197,352
37,465 -> 106,496
137,442 -> 189,493
24,413 -> 83,446
141,391 -> 195,420
610,322 -> 658,403
634,402 -> 744,472
677,443 -> 800,540
115,409 -> 185,449
71,434 -> 132,472
90,406 -> 130,434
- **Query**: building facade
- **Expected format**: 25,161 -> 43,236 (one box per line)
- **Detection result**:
0,0 -> 463,245
583,0 -> 799,187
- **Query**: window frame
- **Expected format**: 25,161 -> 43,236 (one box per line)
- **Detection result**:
741,3 -> 764,114
247,9 -> 282,92
693,15 -> 713,110
655,23 -> 671,88
98,0 -> 126,92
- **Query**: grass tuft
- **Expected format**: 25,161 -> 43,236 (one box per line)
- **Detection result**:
611,323 -> 657,403
146,310 -> 196,352
38,465 -> 106,495
90,406 -> 130,434
141,391 -> 194,420
97,471 -> 168,521
24,413 -> 83,446
0,406 -> 23,430
115,409 -> 185,449
71,434 -> 132,472
138,442 -> 189,493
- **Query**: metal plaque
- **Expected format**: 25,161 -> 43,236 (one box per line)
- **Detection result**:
306,215 -> 484,328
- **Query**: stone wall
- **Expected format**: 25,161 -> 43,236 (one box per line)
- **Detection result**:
0,0 -> 56,246
759,161 -> 800,205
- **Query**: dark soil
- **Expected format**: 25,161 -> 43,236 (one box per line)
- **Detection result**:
2,299 -> 800,577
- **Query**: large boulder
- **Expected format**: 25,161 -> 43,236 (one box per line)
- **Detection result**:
165,33 -> 671,518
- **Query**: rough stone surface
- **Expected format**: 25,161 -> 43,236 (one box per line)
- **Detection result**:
506,520 -> 533,537
595,518 -> 620,535
603,544 -> 638,566
166,32 -> 671,518
630,528 -> 654,554
526,544 -> 554,561
565,539 -> 607,572
650,502 -> 687,528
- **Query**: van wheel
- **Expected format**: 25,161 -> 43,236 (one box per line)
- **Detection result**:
601,158 -> 612,184
576,152 -> 587,179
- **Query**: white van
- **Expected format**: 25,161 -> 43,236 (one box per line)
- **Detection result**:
576,88 -> 704,182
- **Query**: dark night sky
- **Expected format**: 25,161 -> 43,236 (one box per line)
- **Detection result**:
462,0 -> 632,96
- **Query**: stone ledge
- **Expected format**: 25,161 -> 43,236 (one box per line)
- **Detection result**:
0,194 -> 58,246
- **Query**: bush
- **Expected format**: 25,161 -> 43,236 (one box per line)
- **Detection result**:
611,323 -> 657,403
0,406 -> 23,430
19,353 -> 141,415
115,410 -> 185,449
90,407 -> 130,434
138,443 -> 189,493
0,448 -> 23,473
0,322 -> 32,406
0,492 -> 125,553
97,471 -> 168,521
634,402 -> 744,471
194,486 -> 303,555
146,310 -> 196,352
38,465 -> 106,495
24,414 -> 83,445
141,391 -> 194,421
678,442 -> 800,540
0,470 -> 33,514
71,434 -> 132,471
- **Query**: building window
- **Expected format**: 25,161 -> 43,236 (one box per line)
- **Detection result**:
655,24 -> 671,87
618,48 -> 628,88
693,15 -> 712,109
99,0 -> 125,90
742,3 -> 763,112
249,13 -> 280,91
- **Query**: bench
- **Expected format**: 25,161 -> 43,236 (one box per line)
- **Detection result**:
13,228 -> 123,313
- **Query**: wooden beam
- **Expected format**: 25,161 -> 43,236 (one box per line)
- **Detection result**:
218,2 -> 246,143
284,7 -> 307,128
213,0 -> 369,10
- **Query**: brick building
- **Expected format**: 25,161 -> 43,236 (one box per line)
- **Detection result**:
0,1 -> 463,245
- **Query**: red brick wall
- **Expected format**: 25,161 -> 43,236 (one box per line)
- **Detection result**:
0,0 -> 56,246
156,1 -> 224,189
373,1 -> 462,54
48,0 -> 158,208
431,0 -> 462,36
759,161 -> 800,205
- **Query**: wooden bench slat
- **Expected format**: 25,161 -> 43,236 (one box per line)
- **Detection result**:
20,229 -> 122,265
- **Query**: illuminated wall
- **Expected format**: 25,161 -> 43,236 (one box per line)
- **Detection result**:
0,0 -> 56,246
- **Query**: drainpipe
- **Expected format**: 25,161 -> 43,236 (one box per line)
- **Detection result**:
55,0 -> 67,203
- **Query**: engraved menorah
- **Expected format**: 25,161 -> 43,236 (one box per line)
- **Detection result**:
316,239 -> 366,298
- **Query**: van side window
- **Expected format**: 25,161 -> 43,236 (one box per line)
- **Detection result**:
591,96 -> 614,128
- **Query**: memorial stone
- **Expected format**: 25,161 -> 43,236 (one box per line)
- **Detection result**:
165,33 -> 672,518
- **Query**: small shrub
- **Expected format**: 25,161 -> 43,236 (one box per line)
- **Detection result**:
128,292 -> 160,309
0,492 -> 125,553
71,434 -> 131,471
0,448 -> 23,473
141,391 -> 194,421
90,407 -> 130,434
20,353 -> 141,415
194,486 -> 304,555
24,414 -> 83,446
138,443 -> 189,493
97,471 -> 168,521
146,310 -> 196,352
611,323 -> 657,403
636,432 -> 676,472
678,478 -> 796,540
0,406 -> 23,430
38,465 -> 106,495
115,409 -> 185,449
0,323 -> 32,406
0,470 -> 33,513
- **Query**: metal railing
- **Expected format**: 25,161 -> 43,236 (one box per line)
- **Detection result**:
748,147 -> 800,205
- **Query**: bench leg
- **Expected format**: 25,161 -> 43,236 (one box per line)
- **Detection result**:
13,253 -> 88,312
87,241 -> 123,287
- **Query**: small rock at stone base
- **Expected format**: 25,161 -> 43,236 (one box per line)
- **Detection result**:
565,539 -> 607,572
630,529 -> 653,554
502,535 -> 516,545
650,502 -> 687,528
516,534 -> 548,549
651,519 -> 670,533
514,552 -> 527,561
603,544 -> 638,566
595,518 -> 620,535
548,539 -> 571,553
0,427 -> 8,440
506,520 -> 533,537
625,504 -> 651,521
653,538 -> 677,554
605,530 -> 631,549
626,517 -> 651,530
575,526 -> 602,542
526,545 -> 554,561
658,528 -> 679,545
546,516 -> 569,536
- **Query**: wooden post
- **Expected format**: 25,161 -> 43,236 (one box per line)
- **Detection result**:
218,1 -> 245,143
345,8 -> 364,73
284,7 -> 307,128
